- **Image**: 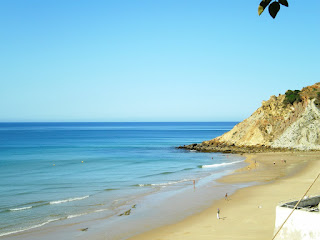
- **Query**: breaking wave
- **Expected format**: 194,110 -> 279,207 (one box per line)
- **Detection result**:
200,160 -> 243,168
49,195 -> 89,205
66,213 -> 86,219
134,179 -> 193,187
9,206 -> 32,211
0,218 -> 60,237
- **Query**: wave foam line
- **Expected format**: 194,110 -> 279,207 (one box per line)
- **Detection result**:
50,195 -> 89,205
66,213 -> 86,219
137,179 -> 193,187
201,160 -> 243,168
134,183 -> 152,187
0,218 -> 60,237
9,206 -> 32,211
94,208 -> 109,213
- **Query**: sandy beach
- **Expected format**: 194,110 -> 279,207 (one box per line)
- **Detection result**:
129,152 -> 320,240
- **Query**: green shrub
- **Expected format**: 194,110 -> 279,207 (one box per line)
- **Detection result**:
284,90 -> 302,105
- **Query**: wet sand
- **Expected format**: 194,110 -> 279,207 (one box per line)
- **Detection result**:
129,152 -> 320,240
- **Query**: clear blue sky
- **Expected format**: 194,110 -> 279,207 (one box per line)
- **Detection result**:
1,0 -> 319,122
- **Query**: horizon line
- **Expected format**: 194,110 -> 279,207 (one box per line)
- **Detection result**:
0,121 -> 241,123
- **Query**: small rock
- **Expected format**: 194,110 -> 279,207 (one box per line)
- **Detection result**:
119,209 -> 131,216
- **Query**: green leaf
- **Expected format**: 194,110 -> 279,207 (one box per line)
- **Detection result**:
260,0 -> 272,8
258,5 -> 264,16
279,0 -> 289,7
268,2 -> 280,19
258,0 -> 272,15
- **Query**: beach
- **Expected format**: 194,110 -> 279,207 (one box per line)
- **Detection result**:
2,1 -> 319,239
1,123 -> 319,240
2,150 -> 320,240
129,152 -> 320,240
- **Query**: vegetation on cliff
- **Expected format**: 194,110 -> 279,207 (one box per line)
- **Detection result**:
284,90 -> 302,105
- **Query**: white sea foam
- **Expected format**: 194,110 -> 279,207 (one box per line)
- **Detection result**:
138,184 -> 151,187
201,160 -> 243,168
137,179 -> 193,188
49,195 -> 89,205
148,179 -> 193,187
94,208 -> 109,213
9,206 -> 32,211
67,213 -> 86,219
0,218 -> 60,237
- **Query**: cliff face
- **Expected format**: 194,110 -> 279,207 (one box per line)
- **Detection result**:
181,82 -> 320,153
271,99 -> 320,150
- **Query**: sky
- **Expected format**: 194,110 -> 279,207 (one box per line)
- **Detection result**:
0,0 -> 319,122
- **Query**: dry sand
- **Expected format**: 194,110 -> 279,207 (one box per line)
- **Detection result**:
129,152 -> 320,240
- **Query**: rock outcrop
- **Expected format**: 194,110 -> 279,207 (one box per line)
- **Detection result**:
179,82 -> 320,153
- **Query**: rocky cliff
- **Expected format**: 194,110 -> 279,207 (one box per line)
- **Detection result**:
180,82 -> 320,153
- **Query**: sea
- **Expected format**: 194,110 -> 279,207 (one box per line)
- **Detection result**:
0,122 -> 247,239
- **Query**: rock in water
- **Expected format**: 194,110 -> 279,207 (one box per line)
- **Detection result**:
119,209 -> 131,216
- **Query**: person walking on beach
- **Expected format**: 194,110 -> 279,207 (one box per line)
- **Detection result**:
225,193 -> 228,201
217,208 -> 220,219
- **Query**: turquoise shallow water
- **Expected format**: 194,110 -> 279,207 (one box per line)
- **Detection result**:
0,122 -> 244,237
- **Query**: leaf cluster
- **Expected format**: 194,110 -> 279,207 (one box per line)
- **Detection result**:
284,90 -> 302,105
258,0 -> 289,19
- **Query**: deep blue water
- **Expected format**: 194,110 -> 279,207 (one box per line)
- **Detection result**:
0,122 -> 242,237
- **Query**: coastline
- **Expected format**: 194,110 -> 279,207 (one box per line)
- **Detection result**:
3,151 -> 319,240
178,142 -> 315,154
129,152 -> 320,240
1,153 -> 247,240
0,122 -> 243,240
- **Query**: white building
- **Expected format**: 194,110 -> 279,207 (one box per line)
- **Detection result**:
273,195 -> 320,240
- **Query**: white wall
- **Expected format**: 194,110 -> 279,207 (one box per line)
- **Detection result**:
274,206 -> 320,240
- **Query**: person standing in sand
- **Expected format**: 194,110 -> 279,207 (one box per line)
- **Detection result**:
217,208 -> 220,219
225,193 -> 228,200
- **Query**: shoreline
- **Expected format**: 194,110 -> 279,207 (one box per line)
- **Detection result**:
1,154 -> 247,240
129,152 -> 320,240
3,152 -> 319,240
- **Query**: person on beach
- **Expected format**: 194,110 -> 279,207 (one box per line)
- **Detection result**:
217,208 -> 220,219
193,180 -> 195,189
225,193 -> 228,200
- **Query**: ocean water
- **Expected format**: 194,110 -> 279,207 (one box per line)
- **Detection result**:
0,122 -> 245,238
